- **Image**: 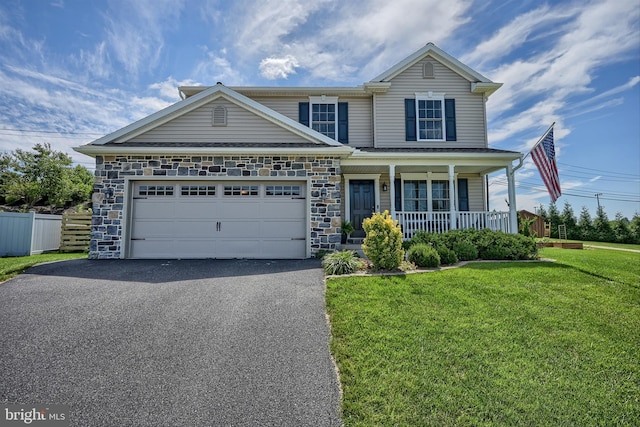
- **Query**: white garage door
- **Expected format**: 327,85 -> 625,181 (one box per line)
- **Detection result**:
129,181 -> 306,259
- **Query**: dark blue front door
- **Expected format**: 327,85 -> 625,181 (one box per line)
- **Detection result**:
349,180 -> 375,238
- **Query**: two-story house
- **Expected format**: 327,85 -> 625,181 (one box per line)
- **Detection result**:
75,42 -> 522,260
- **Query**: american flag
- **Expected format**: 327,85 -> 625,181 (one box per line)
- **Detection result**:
531,126 -> 561,202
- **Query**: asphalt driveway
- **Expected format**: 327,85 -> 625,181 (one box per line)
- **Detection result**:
0,259 -> 342,426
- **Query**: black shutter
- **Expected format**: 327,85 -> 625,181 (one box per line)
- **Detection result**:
338,102 -> 348,144
457,178 -> 469,211
405,99 -> 417,141
299,102 -> 309,127
394,178 -> 402,212
445,99 -> 456,141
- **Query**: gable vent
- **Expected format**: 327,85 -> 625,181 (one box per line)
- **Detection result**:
212,105 -> 227,126
422,61 -> 434,79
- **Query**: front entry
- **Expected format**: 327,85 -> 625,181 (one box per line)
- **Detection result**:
349,180 -> 375,238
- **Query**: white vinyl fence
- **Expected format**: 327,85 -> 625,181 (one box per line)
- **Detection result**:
0,212 -> 62,256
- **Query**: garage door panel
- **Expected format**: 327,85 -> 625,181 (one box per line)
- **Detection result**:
131,239 -> 217,258
132,220 -> 180,238
261,219 -> 305,238
133,201 -> 176,220
174,201 -> 218,218
173,221 -> 218,237
261,200 -> 305,218
130,181 -> 306,259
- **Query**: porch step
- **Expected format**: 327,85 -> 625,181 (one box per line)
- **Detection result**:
346,237 -> 364,245
342,243 -> 366,259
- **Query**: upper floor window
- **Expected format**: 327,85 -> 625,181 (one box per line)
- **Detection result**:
299,98 -> 349,144
416,93 -> 445,141
405,95 -> 456,142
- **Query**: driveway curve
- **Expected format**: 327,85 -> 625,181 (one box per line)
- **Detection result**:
0,259 -> 342,427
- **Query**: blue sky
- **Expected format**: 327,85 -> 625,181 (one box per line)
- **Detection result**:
0,0 -> 638,218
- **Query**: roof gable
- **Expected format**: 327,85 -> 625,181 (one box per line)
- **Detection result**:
86,84 -> 345,148
370,42 -> 502,96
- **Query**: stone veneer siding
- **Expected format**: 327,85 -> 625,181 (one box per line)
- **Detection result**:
90,154 -> 342,259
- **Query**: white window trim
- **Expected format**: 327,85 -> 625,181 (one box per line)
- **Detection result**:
415,92 -> 446,142
399,172 -> 457,212
309,95 -> 339,141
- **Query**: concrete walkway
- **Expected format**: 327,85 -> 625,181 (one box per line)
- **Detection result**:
0,259 -> 342,427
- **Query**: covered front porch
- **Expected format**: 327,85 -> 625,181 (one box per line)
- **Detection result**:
341,148 -> 522,240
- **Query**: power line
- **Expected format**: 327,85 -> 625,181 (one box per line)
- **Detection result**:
0,127 -> 103,136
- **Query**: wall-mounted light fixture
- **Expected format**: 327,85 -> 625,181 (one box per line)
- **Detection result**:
382,183 -> 388,192
320,188 -> 327,199
105,188 -> 115,198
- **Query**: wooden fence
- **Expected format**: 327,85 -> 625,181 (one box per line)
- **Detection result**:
60,212 -> 92,252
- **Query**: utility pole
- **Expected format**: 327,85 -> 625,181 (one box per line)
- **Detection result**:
595,193 -> 603,210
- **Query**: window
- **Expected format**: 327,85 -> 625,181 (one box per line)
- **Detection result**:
416,93 -> 444,141
311,103 -> 336,139
403,180 -> 428,211
266,185 -> 301,197
181,185 -> 216,196
400,175 -> 452,212
223,185 -> 258,196
431,180 -> 450,211
405,96 -> 456,142
299,98 -> 348,143
138,185 -> 174,196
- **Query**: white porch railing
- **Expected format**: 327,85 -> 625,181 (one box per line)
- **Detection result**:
395,211 -> 510,240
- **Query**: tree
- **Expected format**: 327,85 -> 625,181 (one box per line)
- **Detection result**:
547,202 -> 561,238
0,143 -> 93,209
593,206 -> 614,242
577,206 -> 594,241
560,201 -> 579,240
630,213 -> 640,244
612,212 -> 633,244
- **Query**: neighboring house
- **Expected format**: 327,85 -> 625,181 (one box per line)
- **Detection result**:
75,42 -> 522,260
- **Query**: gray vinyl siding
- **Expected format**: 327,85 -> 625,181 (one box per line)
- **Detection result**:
129,100 -> 307,144
465,175 -> 486,211
251,96 -> 373,148
375,57 -> 487,149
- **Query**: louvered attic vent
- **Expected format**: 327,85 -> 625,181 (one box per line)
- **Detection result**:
423,61 -> 434,79
212,105 -> 227,126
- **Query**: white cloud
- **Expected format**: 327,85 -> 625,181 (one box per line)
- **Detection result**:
149,76 -> 200,100
192,51 -> 243,85
259,55 -> 299,79
103,0 -> 186,76
484,0 -> 639,148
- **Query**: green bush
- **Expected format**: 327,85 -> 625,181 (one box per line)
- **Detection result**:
453,240 -> 478,261
407,244 -> 441,268
437,246 -> 458,265
362,210 -> 404,270
406,229 -> 537,261
322,250 -> 362,275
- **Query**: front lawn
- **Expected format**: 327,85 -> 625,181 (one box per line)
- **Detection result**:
0,252 -> 86,283
326,247 -> 640,426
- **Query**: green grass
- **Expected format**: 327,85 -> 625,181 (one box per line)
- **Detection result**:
326,247 -> 640,426
0,252 -> 86,283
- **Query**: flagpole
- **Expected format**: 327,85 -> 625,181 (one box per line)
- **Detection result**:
523,122 -> 555,161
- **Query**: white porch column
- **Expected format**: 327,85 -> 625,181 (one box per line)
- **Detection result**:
507,163 -> 518,234
389,164 -> 396,219
448,164 -> 457,230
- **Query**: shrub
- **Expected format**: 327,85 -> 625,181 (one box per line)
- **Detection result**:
437,246 -> 458,265
407,244 -> 441,268
453,240 -> 478,261
322,250 -> 362,275
481,246 -> 511,260
362,210 -> 404,270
